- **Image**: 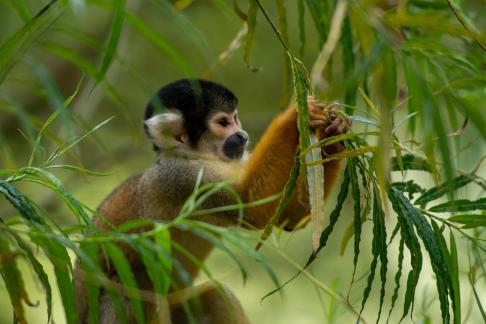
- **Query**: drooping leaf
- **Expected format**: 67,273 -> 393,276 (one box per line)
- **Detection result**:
96,0 -> 126,83
0,235 -> 30,324
104,242 -> 145,324
341,14 -> 356,114
448,214 -> 486,228
78,242 -> 101,324
415,174 -> 476,205
7,230 -> 52,322
34,236 -> 78,324
0,180 -> 44,224
0,1 -> 67,85
125,11 -> 193,76
0,181 -> 78,323
243,0 -> 258,69
304,0 -> 331,48
430,197 -> 486,213
449,232 -> 461,323
349,158 -> 362,280
386,236 -> 405,323
389,187 -> 452,323
390,154 -> 432,172
311,163 -> 350,262
22,168 -> 92,227
359,185 -> 387,322
297,0 -> 305,57
289,57 -> 326,254
391,180 -> 425,199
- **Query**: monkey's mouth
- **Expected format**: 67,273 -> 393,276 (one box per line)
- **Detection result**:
222,132 -> 248,160
223,144 -> 246,160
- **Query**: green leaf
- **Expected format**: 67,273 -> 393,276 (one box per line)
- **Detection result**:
0,1 -> 67,85
22,168 -> 92,227
403,56 -> 423,136
386,236 -> 404,323
349,158 -> 362,280
341,14 -> 356,113
153,226 -> 172,293
389,187 -> 451,323
359,185 -> 387,322
78,242 -> 101,324
0,180 -> 44,224
97,0 -> 126,83
170,0 -> 195,10
449,232 -> 461,324
0,181 -> 78,323
448,214 -> 486,228
7,230 -> 52,322
289,57 -> 326,254
390,154 -> 432,172
137,238 -> 171,296
35,236 -> 78,324
391,181 -> 425,199
430,198 -> 486,213
5,0 -> 31,22
192,221 -> 280,290
297,0 -> 306,57
415,174 -> 476,205
0,235 -> 30,324
244,0 -> 258,69
304,0 -> 331,48
42,41 -> 98,76
311,163 -> 350,263
104,243 -> 145,324
125,11 -> 193,76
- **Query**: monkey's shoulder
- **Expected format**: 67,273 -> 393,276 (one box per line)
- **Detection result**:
95,174 -> 143,228
145,154 -> 245,185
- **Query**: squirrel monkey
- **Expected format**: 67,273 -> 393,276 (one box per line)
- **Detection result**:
74,79 -> 350,323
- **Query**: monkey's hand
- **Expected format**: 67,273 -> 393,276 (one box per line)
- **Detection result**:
307,96 -> 351,154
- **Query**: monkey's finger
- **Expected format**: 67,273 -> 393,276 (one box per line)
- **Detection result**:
328,113 -> 338,120
308,102 -> 325,114
336,121 -> 349,134
309,108 -> 327,119
310,120 -> 326,128
325,117 -> 342,134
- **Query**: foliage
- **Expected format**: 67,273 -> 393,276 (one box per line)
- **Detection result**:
1,0 -> 486,323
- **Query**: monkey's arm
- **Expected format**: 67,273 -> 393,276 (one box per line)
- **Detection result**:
237,106 -> 345,230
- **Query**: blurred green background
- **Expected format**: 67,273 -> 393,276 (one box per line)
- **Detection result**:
1,1 -> 485,323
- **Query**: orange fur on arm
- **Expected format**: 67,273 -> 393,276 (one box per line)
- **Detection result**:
239,110 -> 345,230
239,107 -> 300,228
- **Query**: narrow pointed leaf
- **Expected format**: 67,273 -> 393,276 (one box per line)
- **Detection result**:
430,197 -> 486,213
415,174 -> 476,205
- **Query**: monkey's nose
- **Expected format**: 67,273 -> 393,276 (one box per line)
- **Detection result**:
235,132 -> 248,145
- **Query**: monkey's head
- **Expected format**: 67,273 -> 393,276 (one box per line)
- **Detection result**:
144,79 -> 249,161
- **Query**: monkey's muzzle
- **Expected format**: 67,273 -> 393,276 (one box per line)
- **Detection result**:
223,131 -> 248,160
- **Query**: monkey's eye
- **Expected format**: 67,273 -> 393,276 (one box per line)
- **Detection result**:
217,119 -> 230,127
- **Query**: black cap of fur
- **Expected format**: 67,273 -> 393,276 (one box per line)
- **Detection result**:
145,79 -> 238,148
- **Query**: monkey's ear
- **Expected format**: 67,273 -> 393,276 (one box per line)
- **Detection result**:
144,112 -> 186,149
